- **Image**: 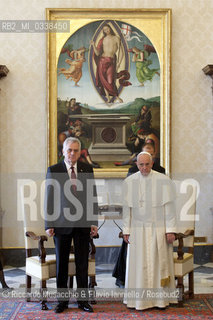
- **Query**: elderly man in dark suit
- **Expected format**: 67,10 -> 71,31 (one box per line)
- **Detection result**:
44,137 -> 98,313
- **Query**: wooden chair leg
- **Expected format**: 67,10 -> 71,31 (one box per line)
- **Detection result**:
26,275 -> 31,302
177,276 -> 184,307
40,280 -> 48,310
188,271 -> 194,299
89,275 -> 97,304
89,275 -> 97,288
68,276 -> 74,289
0,269 -> 10,289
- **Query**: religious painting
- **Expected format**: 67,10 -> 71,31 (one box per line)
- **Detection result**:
47,9 -> 171,177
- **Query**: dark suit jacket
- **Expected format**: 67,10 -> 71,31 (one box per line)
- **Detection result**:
44,160 -> 98,234
127,161 -> 165,176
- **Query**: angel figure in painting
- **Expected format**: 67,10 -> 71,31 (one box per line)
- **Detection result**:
58,47 -> 87,86
130,46 -> 160,86
90,23 -> 131,104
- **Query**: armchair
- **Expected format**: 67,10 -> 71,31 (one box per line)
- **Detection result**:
19,181 -> 97,310
173,179 -> 198,307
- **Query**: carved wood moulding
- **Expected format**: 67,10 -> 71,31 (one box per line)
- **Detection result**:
203,65 -> 213,96
0,65 -> 9,79
202,64 -> 213,79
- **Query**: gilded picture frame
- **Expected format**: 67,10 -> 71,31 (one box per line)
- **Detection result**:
46,8 -> 171,178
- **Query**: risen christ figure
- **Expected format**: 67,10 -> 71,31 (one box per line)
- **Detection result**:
90,24 -> 124,103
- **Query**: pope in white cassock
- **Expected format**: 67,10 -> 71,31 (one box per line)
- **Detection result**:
122,151 -> 177,310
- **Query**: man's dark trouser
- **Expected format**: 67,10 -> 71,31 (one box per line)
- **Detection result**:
54,229 -> 90,303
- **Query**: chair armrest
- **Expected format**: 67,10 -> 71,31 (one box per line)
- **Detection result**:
69,233 -> 99,256
25,231 -> 48,263
98,205 -> 122,214
119,231 -> 123,238
89,233 -> 99,255
175,229 -> 194,260
92,233 -> 99,239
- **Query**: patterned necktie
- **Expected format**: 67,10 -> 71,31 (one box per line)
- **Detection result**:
71,166 -> 77,193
